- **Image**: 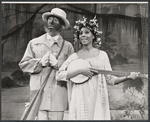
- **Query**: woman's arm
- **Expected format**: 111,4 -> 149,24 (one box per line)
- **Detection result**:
114,72 -> 139,85
103,52 -> 139,85
67,67 -> 97,79
66,69 -> 81,79
56,53 -> 77,81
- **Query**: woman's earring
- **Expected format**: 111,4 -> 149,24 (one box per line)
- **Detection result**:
95,38 -> 101,48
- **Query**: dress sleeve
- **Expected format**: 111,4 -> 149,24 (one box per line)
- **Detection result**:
56,53 -> 77,82
19,41 -> 43,74
103,52 -> 117,86
68,42 -> 75,57
56,53 -> 76,106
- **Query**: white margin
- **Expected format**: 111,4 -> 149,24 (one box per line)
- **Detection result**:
1,1 -> 149,4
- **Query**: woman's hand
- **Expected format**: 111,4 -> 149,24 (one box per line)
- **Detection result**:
127,72 -> 139,80
80,67 -> 98,78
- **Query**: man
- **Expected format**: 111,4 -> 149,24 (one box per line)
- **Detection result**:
19,8 -> 74,120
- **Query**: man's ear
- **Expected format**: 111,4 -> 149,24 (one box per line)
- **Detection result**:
62,25 -> 65,29
59,25 -> 65,32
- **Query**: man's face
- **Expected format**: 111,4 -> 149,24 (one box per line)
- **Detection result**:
46,16 -> 62,32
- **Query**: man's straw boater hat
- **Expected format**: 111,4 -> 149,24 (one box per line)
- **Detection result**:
42,8 -> 70,29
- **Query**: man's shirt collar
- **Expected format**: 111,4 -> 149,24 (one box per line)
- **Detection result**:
46,33 -> 63,47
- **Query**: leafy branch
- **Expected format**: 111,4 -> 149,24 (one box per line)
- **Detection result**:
2,8 -> 45,18
123,78 -> 144,94
2,4 -> 48,41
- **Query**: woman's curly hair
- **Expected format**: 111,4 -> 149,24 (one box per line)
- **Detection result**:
74,16 -> 102,48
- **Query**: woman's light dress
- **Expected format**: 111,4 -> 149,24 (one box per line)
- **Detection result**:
56,50 -> 117,120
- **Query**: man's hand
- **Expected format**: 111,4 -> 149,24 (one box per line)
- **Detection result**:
40,52 -> 50,67
25,102 -> 30,108
49,53 -> 58,67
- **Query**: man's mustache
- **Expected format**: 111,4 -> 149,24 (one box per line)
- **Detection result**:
46,23 -> 54,29
44,22 -> 62,31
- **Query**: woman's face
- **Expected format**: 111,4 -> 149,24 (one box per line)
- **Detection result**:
79,27 -> 94,46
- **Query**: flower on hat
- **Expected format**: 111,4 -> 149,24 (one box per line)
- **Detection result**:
73,16 -> 102,45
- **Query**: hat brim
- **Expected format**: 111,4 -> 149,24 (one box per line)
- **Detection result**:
42,12 -> 70,29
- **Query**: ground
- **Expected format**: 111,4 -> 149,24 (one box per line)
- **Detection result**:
1,86 -> 68,120
1,87 -> 29,120
1,84 -> 148,120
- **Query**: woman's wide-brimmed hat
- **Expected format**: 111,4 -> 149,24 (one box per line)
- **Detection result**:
42,8 -> 70,29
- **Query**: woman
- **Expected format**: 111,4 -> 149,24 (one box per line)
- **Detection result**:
56,16 -> 139,120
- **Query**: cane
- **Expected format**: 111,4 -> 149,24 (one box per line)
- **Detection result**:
20,39 -> 65,120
